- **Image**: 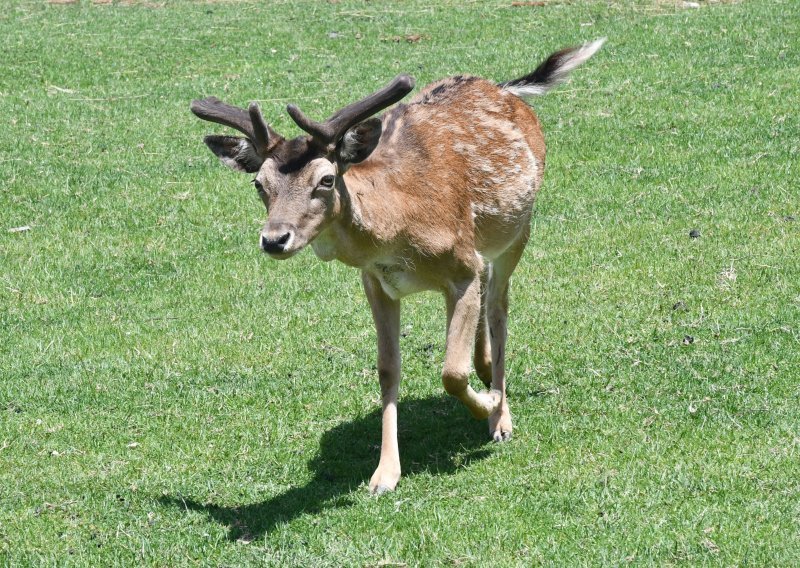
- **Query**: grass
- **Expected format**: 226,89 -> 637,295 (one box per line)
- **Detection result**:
1,0 -> 798,565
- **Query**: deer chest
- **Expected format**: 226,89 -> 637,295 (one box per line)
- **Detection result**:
369,260 -> 428,300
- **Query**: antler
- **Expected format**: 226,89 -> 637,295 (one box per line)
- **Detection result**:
190,96 -> 273,155
286,74 -> 415,147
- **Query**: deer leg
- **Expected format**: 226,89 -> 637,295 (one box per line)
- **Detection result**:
442,275 -> 502,420
474,265 -> 493,388
362,272 -> 402,494
486,228 -> 529,442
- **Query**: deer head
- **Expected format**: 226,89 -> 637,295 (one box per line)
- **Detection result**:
191,76 -> 414,259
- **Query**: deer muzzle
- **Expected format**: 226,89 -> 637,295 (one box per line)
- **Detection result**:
260,222 -> 297,258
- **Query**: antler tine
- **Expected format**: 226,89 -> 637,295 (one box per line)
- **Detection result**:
248,102 -> 270,152
191,97 -> 273,155
191,97 -> 256,141
287,74 -> 415,146
286,104 -> 334,143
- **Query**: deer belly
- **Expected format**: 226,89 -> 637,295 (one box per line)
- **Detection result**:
371,262 -> 427,300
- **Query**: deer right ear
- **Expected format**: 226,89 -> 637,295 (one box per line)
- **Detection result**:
336,118 -> 383,165
203,135 -> 264,173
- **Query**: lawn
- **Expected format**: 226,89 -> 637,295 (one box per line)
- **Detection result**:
1,0 -> 798,565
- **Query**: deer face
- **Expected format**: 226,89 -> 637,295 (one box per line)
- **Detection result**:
192,76 -> 412,259
201,120 -> 382,259
252,141 -> 339,259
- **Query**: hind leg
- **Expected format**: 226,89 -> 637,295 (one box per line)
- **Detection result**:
441,274 -> 502,420
486,227 -> 529,442
474,265 -> 493,388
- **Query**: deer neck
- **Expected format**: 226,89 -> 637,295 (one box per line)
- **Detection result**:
309,169 -> 386,267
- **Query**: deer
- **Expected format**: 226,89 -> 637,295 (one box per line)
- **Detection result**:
191,39 -> 604,494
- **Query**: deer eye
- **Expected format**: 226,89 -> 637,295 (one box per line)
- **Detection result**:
253,179 -> 265,194
319,175 -> 335,188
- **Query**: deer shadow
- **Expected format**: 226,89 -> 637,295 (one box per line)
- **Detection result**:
160,395 -> 493,540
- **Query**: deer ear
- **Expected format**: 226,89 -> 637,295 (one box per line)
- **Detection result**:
203,135 -> 264,173
336,118 -> 382,165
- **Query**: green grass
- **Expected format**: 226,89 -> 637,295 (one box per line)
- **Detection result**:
1,0 -> 799,565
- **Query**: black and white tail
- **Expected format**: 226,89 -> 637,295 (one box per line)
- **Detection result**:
499,38 -> 605,100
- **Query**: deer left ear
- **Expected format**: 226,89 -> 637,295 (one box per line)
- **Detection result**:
336,118 -> 382,165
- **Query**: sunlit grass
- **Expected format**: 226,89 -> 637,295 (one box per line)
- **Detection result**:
1,0 -> 798,565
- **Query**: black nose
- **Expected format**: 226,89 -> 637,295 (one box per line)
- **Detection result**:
260,230 -> 292,254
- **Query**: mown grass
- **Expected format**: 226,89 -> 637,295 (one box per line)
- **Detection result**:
1,0 -> 798,565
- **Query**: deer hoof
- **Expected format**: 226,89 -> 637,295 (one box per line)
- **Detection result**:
489,401 -> 512,442
372,484 -> 394,496
492,429 -> 512,442
369,466 -> 400,495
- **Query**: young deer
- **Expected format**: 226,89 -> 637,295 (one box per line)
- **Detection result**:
191,39 -> 604,494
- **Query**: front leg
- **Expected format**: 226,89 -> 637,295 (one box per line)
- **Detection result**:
362,271 -> 402,494
442,275 -> 502,419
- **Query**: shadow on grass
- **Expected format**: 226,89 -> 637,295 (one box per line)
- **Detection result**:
160,395 -> 492,540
